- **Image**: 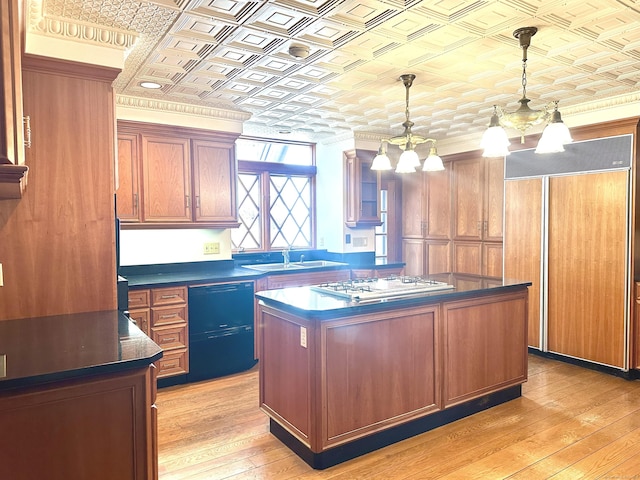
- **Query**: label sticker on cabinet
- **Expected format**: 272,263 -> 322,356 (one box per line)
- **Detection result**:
300,326 -> 307,348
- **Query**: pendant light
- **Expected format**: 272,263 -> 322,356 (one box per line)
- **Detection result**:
371,74 -> 444,173
481,27 -> 572,157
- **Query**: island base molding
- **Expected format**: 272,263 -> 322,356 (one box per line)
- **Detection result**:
270,385 -> 521,470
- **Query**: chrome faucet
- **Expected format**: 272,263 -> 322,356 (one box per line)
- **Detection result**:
299,254 -> 305,264
282,246 -> 291,267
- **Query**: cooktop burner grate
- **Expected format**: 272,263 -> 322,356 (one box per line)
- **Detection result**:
312,276 -> 455,301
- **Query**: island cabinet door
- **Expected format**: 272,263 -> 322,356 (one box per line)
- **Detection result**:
442,290 -> 528,408
0,367 -> 156,480
320,306 -> 441,451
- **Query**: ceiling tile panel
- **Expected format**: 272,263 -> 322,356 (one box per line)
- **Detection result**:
36,0 -> 640,140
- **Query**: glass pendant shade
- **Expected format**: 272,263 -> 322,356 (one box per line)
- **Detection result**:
422,147 -> 445,171
395,149 -> 419,173
535,108 -> 573,154
371,152 -> 392,170
481,125 -> 511,157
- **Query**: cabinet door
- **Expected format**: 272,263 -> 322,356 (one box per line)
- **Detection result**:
425,168 -> 452,239
453,159 -> 483,240
142,136 -> 191,222
426,240 -> 451,275
402,238 -> 426,277
483,156 -> 504,242
401,175 -> 425,237
116,133 -> 141,221
547,171 -> 627,368
504,178 -> 542,349
192,140 -> 238,225
453,241 -> 482,275
0,0 -> 25,168
482,242 -> 503,278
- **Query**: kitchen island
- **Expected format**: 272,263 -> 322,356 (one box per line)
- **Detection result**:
255,274 -> 530,469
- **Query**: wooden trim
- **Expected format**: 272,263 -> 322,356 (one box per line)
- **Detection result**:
118,120 -> 240,145
22,54 -> 121,82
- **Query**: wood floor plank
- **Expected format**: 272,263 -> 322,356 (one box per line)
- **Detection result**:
156,356 -> 640,480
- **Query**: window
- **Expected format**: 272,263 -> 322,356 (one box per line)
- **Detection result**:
375,189 -> 388,259
232,138 -> 316,251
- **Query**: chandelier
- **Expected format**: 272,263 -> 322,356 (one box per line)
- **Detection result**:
481,27 -> 572,157
371,74 -> 444,173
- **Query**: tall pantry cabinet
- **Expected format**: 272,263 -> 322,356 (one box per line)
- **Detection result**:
504,118 -> 638,371
401,152 -> 503,278
402,166 -> 451,276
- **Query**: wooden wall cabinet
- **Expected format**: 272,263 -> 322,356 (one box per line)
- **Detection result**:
117,133 -> 141,222
0,0 -> 28,199
452,155 -> 503,276
128,286 -> 189,379
116,121 -> 240,228
401,167 -> 452,276
344,149 -> 382,228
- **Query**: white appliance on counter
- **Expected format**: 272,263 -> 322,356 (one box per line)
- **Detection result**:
311,276 -> 454,302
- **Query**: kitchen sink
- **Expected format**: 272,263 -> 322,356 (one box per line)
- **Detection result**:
242,260 -> 348,272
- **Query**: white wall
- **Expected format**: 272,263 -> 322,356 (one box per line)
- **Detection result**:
120,229 -> 231,266
315,138 -> 354,254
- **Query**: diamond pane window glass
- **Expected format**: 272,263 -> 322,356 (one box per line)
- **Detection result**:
232,173 -> 262,250
270,175 -> 311,248
233,138 -> 315,252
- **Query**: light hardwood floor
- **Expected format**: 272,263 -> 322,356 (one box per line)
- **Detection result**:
157,355 -> 640,479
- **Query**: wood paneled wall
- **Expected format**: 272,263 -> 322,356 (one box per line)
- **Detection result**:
0,56 -> 120,320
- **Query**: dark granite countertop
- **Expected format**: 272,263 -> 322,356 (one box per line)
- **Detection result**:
121,258 -> 405,288
0,310 -> 163,392
125,266 -> 262,288
255,274 -> 532,319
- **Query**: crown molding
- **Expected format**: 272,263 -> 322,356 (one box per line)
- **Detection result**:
116,95 -> 252,122
27,0 -> 138,51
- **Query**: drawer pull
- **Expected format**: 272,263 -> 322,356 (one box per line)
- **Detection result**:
160,294 -> 178,299
159,313 -> 178,319
162,362 -> 177,369
161,336 -> 178,343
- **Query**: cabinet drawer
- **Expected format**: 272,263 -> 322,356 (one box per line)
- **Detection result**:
129,308 -> 151,337
151,305 -> 187,327
156,348 -> 188,378
128,289 -> 150,309
151,286 -> 187,306
152,324 -> 187,350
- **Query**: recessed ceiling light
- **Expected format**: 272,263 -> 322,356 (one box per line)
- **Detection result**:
140,81 -> 162,89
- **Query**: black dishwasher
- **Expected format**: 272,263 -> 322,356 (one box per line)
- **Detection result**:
187,281 -> 257,382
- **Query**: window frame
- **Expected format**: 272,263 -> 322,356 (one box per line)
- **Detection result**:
234,139 -> 317,253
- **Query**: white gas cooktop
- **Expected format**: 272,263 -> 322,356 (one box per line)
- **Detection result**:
310,276 -> 455,302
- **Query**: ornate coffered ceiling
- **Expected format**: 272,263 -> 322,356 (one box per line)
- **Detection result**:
25,0 -> 640,143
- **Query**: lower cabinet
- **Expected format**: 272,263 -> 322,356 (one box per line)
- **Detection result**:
129,286 -> 189,379
402,239 -> 451,277
0,365 -> 158,480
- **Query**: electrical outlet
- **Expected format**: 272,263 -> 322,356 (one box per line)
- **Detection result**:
353,237 -> 368,247
203,242 -> 220,255
300,326 -> 307,348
